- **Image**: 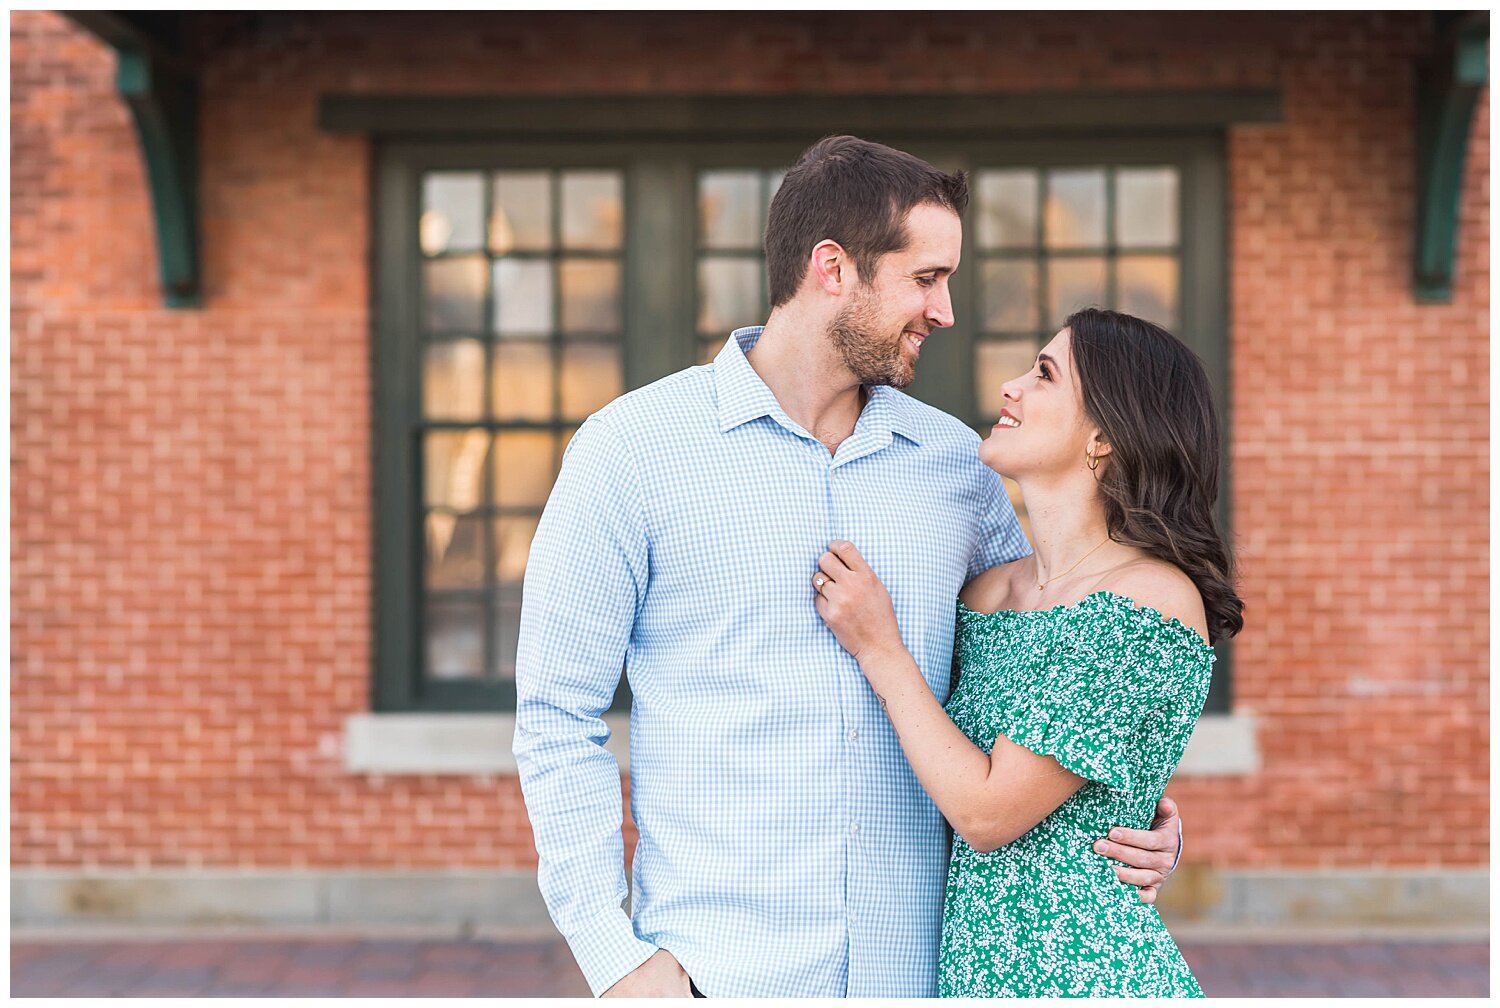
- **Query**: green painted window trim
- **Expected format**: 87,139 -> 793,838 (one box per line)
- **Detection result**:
324,91 -> 1281,137
373,131 -> 1232,715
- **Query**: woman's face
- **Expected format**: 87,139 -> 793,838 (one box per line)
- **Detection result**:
978,327 -> 1097,480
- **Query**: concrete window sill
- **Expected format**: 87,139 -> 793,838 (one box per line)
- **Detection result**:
344,712 -> 1257,776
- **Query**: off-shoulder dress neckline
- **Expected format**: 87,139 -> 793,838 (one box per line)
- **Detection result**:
956,589 -> 1213,653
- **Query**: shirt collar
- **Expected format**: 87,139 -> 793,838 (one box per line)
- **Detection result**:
713,326 -> 925,445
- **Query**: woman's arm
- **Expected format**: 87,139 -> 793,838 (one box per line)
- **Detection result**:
854,643 -> 1086,852
813,540 -> 1084,852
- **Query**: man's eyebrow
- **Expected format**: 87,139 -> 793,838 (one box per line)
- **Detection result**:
912,265 -> 954,276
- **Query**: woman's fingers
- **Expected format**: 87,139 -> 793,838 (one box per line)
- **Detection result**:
827,540 -> 865,571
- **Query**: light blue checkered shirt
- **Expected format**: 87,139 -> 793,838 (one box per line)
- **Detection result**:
513,327 -> 1029,997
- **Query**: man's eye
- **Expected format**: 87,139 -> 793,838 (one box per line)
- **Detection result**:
916,275 -> 936,287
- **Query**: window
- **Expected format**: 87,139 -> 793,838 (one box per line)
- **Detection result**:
696,169 -> 784,363
375,137 -> 1229,714
416,168 -> 625,690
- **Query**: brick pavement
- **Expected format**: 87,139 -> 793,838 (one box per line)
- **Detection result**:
9,933 -> 1488,997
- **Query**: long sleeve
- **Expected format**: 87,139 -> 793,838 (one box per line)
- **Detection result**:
512,415 -> 658,996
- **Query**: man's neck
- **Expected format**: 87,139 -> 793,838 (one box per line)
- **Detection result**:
746,308 -> 867,453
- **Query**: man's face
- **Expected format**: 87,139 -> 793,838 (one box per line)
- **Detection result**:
828,202 -> 961,389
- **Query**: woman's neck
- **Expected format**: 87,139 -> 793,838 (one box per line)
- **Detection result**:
1015,480 -> 1117,587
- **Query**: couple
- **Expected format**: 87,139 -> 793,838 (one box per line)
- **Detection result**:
514,135 -> 1242,998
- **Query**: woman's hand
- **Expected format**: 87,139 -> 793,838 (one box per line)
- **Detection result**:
812,540 -> 905,669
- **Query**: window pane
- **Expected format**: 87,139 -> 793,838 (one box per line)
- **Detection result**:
698,258 -> 761,335
423,339 -> 485,421
561,342 -> 623,419
425,598 -> 484,680
495,516 -> 540,584
560,258 -> 621,334
424,512 -> 486,590
492,582 -> 524,681
980,260 -> 1039,333
421,172 -> 484,255
491,171 -> 552,253
700,170 -> 762,249
493,259 -> 553,337
561,171 -> 623,250
1117,255 -> 1179,327
977,169 -> 1039,250
1116,167 -> 1178,248
975,340 -> 1039,422
423,256 -> 486,332
1047,257 -> 1107,325
423,429 -> 490,511
491,341 -> 554,421
1045,169 -> 1106,249
493,431 -> 556,509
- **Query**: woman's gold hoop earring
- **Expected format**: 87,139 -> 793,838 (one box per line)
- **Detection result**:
1086,450 -> 1100,472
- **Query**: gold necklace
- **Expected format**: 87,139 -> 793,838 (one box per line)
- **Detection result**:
1035,537 -> 1111,591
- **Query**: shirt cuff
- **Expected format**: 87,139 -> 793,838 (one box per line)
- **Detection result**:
563,904 -> 659,997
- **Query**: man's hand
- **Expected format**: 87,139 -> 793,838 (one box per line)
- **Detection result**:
602,950 -> 693,998
1092,795 -> 1182,904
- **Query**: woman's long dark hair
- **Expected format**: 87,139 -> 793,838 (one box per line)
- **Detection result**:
1066,308 -> 1244,643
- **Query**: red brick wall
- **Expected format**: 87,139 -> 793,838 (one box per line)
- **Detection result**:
11,11 -> 1487,871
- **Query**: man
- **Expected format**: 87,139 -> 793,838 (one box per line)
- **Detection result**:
514,136 -> 1182,998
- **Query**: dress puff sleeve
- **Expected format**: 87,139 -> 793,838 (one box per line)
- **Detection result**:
993,592 -> 1213,795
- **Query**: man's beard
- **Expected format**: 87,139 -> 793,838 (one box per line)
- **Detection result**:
827,290 -> 914,389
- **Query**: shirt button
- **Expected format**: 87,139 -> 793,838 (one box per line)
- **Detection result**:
850,822 -> 860,833
847,729 -> 859,742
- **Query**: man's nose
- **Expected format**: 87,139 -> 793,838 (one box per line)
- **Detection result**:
926,284 -> 955,329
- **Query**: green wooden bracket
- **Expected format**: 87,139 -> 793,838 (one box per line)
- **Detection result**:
116,49 -> 201,308
1414,12 -> 1488,303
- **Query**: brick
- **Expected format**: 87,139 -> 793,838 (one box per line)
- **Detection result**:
9,10 -> 1487,874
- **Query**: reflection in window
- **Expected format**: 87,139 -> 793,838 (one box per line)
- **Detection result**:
696,168 -> 784,362
419,167 -> 626,685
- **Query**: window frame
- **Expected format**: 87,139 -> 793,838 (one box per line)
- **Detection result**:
373,133 -> 1232,714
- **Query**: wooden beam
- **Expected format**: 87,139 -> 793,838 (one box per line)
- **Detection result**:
65,13 -> 201,308
1414,11 -> 1488,303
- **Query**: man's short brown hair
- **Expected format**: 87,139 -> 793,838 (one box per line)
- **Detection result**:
764,135 -> 968,308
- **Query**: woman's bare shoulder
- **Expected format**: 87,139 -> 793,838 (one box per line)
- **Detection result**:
960,557 -> 1031,614
1098,560 -> 1208,640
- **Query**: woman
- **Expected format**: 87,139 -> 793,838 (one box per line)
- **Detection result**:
812,308 -> 1243,997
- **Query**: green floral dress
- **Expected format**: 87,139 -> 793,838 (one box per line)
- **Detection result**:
938,591 -> 1213,998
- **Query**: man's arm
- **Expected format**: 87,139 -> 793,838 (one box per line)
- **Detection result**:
512,416 -> 662,996
969,469 -> 1032,577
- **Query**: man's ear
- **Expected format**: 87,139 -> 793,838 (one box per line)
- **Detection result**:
809,239 -> 847,296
